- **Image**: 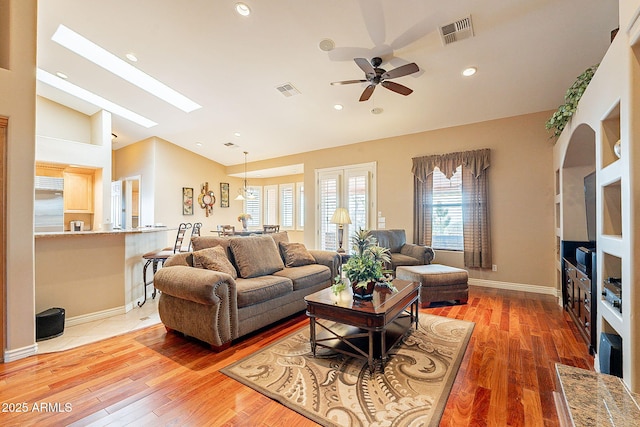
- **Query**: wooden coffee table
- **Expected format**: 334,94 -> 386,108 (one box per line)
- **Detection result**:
304,279 -> 420,372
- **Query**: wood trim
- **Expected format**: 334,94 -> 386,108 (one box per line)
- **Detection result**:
0,116 -> 6,362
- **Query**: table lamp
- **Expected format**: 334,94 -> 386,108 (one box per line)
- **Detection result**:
331,208 -> 352,253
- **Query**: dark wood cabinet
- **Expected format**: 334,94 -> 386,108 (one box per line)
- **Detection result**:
561,241 -> 596,354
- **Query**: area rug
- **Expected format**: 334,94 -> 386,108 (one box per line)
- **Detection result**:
221,314 -> 474,427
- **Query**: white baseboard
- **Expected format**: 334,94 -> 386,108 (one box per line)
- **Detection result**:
4,307 -> 128,363
469,278 -> 560,298
65,306 -> 126,328
4,344 -> 38,362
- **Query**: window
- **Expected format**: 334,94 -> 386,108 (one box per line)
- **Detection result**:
431,166 -> 463,250
280,183 -> 294,229
243,186 -> 262,227
318,173 -> 339,250
316,163 -> 376,250
296,182 -> 304,229
263,185 -> 278,225
413,149 -> 491,268
346,170 -> 369,244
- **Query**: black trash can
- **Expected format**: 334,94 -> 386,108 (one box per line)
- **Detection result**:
36,307 -> 65,341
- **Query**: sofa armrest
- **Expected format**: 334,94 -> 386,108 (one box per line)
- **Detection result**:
309,250 -> 341,279
400,244 -> 435,265
154,265 -> 237,305
153,265 -> 239,347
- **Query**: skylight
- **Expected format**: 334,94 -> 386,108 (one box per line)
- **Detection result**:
36,68 -> 158,128
51,25 -> 202,113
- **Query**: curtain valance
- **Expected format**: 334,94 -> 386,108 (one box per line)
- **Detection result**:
412,148 -> 490,181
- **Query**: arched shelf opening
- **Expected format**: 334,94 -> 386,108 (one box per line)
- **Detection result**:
561,123 -> 596,241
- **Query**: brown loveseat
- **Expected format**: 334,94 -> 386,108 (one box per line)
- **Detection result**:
368,229 -> 435,270
153,232 -> 340,350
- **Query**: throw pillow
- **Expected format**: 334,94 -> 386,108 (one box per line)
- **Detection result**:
192,246 -> 238,279
269,231 -> 289,247
230,235 -> 285,278
279,242 -> 316,267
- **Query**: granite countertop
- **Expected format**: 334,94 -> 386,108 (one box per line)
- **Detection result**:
34,227 -> 175,238
556,364 -> 640,426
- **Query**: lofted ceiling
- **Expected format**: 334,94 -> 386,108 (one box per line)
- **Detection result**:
36,0 -> 619,168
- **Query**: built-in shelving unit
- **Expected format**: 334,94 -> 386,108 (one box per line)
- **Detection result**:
597,99 -> 626,376
554,8 -> 640,392
602,179 -> 622,237
601,103 -> 621,169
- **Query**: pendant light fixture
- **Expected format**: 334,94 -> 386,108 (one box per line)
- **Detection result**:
235,151 -> 255,201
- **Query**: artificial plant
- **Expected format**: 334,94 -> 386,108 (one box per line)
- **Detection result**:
545,64 -> 599,138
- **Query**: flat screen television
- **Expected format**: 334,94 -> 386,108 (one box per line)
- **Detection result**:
584,171 -> 596,242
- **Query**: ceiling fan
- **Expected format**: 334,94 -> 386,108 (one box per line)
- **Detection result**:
331,57 -> 419,101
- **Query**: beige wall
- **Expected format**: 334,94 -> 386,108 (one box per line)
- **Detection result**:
35,235 -> 125,317
237,111 -> 556,288
36,96 -> 92,144
115,137 -> 247,244
0,0 -> 37,358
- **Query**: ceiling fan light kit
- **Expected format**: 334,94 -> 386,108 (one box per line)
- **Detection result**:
331,57 -> 419,102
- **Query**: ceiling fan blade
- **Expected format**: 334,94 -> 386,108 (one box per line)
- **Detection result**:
359,84 -> 376,101
381,62 -> 419,79
381,80 -> 413,96
330,79 -> 367,86
354,58 -> 376,77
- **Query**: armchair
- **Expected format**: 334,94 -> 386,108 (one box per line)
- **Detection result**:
368,229 -> 435,270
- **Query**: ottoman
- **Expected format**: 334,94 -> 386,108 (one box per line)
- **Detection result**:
396,264 -> 469,308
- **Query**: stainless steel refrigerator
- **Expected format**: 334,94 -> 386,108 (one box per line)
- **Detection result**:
34,176 -> 64,232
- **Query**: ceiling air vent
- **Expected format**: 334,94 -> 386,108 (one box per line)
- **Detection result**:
440,15 -> 474,45
275,82 -> 301,97
224,142 -> 235,147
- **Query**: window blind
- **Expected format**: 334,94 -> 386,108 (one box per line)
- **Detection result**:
431,166 -> 463,250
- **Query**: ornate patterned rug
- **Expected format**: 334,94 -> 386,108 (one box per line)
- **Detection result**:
221,314 -> 474,427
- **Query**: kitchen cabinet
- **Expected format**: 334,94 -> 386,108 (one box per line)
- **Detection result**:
64,171 -> 93,213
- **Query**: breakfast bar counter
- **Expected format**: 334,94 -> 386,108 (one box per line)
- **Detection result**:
35,227 -> 172,325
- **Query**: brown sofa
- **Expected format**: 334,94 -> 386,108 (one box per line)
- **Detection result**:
368,229 -> 435,270
153,231 -> 340,350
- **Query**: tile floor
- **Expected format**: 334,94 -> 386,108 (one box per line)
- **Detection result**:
36,297 -> 161,354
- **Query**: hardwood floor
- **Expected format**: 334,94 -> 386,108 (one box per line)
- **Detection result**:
0,286 -> 592,426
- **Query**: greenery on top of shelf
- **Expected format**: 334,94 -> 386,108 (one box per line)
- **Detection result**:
545,64 -> 599,139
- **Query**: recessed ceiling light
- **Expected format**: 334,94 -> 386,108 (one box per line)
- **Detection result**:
125,53 -> 138,62
36,68 -> 157,128
333,104 -> 343,110
196,142 -> 202,147
51,24 -> 201,113
371,107 -> 384,115
235,3 -> 251,16
462,67 -> 477,77
234,132 -> 241,137
55,71 -> 68,79
318,39 -> 335,52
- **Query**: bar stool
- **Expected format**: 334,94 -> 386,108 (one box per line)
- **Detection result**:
139,223 -> 192,307
188,222 -> 202,251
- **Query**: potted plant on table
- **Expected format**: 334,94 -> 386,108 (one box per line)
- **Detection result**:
342,229 -> 392,299
237,213 -> 251,231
